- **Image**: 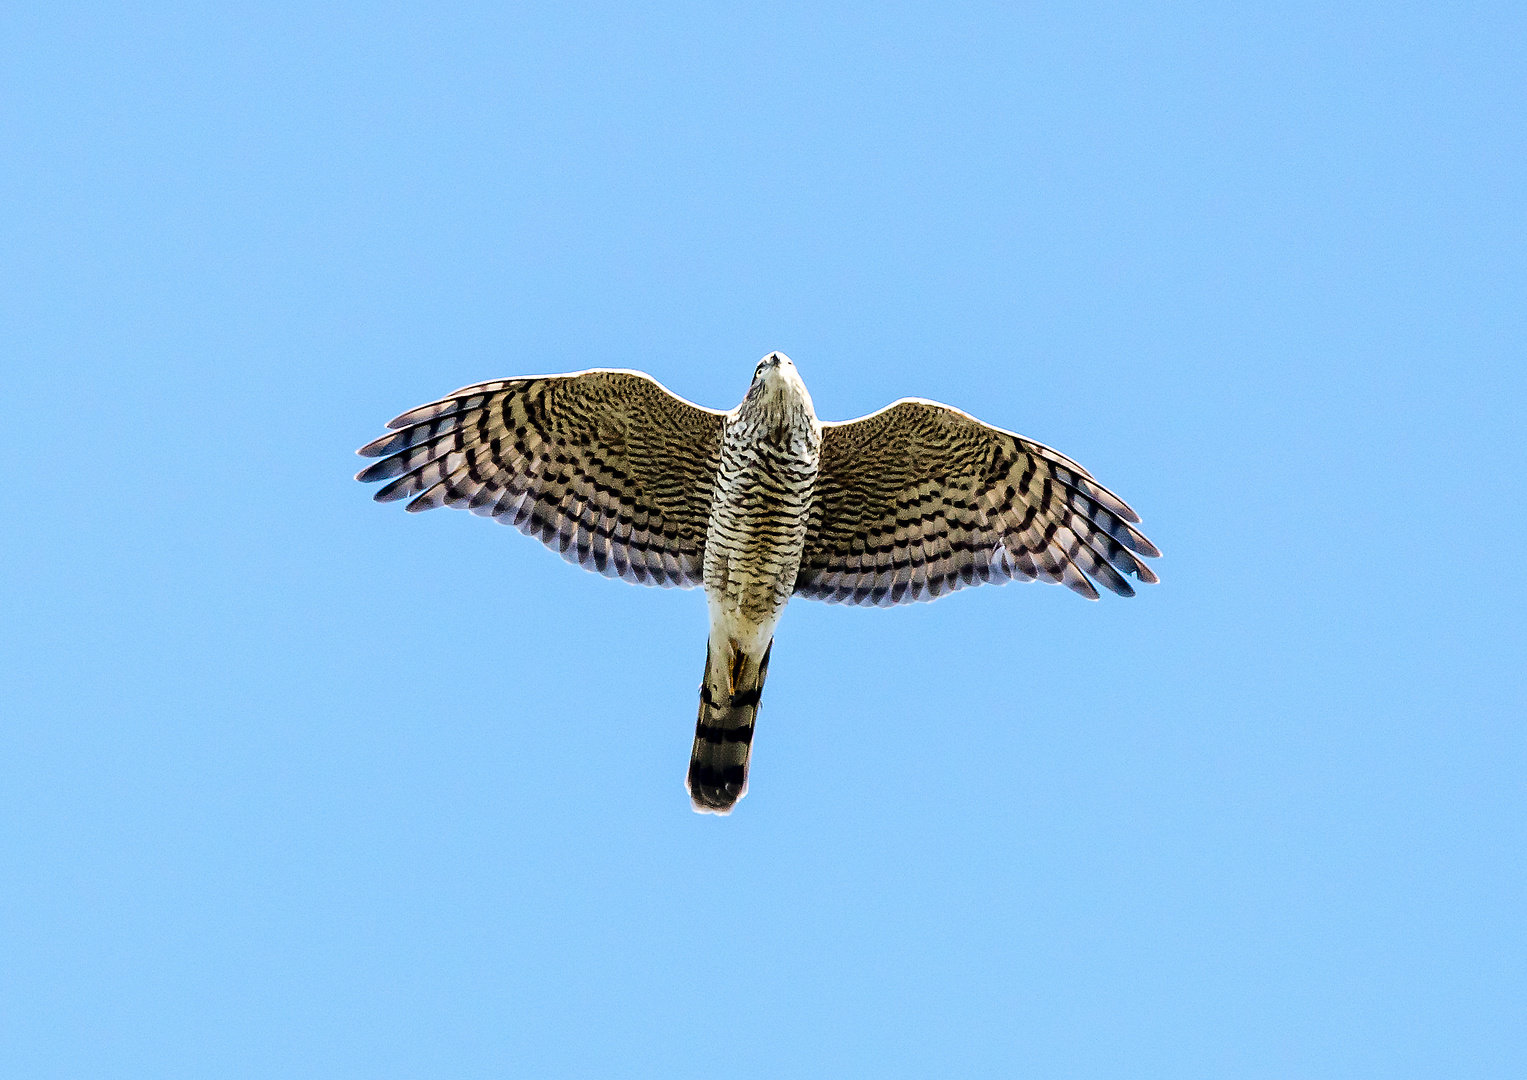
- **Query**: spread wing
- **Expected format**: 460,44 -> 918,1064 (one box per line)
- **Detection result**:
356,369 -> 725,587
795,399 -> 1160,606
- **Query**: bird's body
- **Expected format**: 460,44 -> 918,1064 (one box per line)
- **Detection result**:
692,356 -> 821,809
704,356 -> 820,648
357,353 -> 1159,814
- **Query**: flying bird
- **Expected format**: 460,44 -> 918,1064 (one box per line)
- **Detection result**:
356,353 -> 1160,814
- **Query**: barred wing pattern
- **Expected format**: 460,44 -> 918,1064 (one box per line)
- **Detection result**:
795,399 -> 1160,606
356,370 -> 725,587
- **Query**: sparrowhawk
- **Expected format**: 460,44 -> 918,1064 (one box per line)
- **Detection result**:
356,353 -> 1160,814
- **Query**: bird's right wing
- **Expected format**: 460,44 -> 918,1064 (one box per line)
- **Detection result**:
356,370 -> 726,587
795,398 -> 1159,606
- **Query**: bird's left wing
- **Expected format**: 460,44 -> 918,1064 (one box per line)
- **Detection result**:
356,370 -> 726,587
794,399 -> 1160,606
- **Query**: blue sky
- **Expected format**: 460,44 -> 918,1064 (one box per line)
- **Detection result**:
3,2 -> 1523,1076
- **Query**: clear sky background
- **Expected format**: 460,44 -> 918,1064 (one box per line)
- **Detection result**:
3,3 -> 1523,1077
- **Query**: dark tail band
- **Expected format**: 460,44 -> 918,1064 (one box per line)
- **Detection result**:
687,638 -> 772,814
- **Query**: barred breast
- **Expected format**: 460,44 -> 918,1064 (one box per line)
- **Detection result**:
703,414 -> 820,631
701,358 -> 822,639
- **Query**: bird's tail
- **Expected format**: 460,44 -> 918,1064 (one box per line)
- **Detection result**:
687,637 -> 772,814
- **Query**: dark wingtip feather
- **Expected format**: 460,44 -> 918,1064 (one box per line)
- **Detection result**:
1065,573 -> 1101,601
354,455 -> 406,484
385,402 -> 446,430
1096,568 -> 1135,598
1113,501 -> 1142,524
406,482 -> 452,512
373,473 -> 424,503
356,431 -> 401,457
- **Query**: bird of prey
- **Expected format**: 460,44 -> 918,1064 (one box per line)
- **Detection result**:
356,353 -> 1159,814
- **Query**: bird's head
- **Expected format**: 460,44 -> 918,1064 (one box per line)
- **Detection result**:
750,351 -> 801,392
743,351 -> 816,428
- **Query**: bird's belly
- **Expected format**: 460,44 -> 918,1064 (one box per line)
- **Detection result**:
702,462 -> 814,646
